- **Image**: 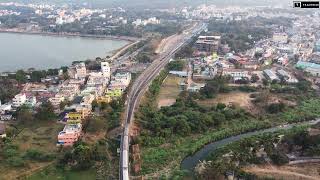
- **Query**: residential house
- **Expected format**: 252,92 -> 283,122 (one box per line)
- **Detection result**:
276,69 -> 298,83
12,93 -> 27,108
75,62 -> 87,79
222,69 -> 250,81
263,69 -> 280,81
57,124 -> 82,146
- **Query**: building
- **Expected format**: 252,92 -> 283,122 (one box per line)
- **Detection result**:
0,123 -> 6,138
296,60 -> 320,69
57,124 -> 82,146
272,33 -> 288,44
263,69 -> 280,81
222,69 -> 249,80
315,40 -> 320,52
195,36 -> 221,53
87,72 -> 109,87
101,61 -> 111,78
12,93 -> 27,108
276,69 -> 298,83
49,94 -> 65,108
0,103 -> 12,115
169,71 -> 188,78
305,67 -> 320,77
75,63 -> 87,79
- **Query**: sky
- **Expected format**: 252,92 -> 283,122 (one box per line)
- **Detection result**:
4,0 -> 292,8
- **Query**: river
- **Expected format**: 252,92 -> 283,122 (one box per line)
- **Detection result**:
181,119 -> 320,172
0,32 -> 129,72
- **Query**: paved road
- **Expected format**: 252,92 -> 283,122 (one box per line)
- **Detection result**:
119,22 -> 207,180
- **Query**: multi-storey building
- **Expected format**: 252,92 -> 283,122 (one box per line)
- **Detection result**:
12,93 -> 27,108
57,124 -> 82,146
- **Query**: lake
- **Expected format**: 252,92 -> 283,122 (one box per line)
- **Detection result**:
0,32 -> 129,72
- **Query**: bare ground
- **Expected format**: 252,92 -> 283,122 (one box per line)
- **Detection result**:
244,163 -> 320,180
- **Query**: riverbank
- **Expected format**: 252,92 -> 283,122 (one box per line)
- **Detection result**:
0,29 -> 139,42
0,31 -> 135,73
181,119 -> 320,172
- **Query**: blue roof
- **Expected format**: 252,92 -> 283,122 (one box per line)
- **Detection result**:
296,61 -> 320,69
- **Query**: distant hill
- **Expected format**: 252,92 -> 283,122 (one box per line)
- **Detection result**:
3,0 -> 292,9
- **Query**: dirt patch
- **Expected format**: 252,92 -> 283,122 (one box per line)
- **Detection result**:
157,75 -> 184,108
197,92 -> 257,112
244,163 -> 320,180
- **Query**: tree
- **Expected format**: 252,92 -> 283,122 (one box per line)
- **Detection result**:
267,103 -> 285,114
251,74 -> 260,83
167,60 -> 185,71
262,79 -> 269,87
35,102 -> 56,120
15,70 -> 27,84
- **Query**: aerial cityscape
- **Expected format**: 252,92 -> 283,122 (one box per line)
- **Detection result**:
0,0 -> 320,179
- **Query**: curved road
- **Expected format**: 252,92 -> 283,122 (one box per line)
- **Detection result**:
119,22 -> 207,180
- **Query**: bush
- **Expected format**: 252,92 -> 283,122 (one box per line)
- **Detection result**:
6,157 -> 25,167
23,149 -> 55,162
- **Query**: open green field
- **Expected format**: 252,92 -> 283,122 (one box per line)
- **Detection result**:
0,121 -> 64,180
28,166 -> 97,180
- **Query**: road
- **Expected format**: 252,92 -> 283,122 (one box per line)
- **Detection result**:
119,22 -> 207,180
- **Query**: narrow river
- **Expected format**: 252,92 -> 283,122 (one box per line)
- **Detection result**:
181,119 -> 320,172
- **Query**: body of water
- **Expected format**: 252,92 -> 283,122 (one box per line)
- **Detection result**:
181,119 -> 320,172
0,32 -> 129,72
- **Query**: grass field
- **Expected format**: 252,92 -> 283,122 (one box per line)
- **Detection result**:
157,75 -> 183,108
27,165 -> 97,180
0,121 -> 64,180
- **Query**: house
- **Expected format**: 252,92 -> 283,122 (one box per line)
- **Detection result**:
0,123 -> 6,138
101,61 -> 111,78
169,71 -> 188,78
276,69 -> 298,83
305,67 -> 320,77
75,62 -> 87,79
57,124 -> 82,146
263,69 -> 280,81
0,103 -> 12,115
12,93 -> 27,108
222,69 -> 250,81
272,32 -> 288,44
241,61 -> 259,70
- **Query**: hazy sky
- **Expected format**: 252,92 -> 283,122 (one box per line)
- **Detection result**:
4,0 -> 292,8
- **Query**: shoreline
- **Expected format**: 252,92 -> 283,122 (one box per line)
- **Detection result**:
0,30 -> 140,74
0,29 -> 139,42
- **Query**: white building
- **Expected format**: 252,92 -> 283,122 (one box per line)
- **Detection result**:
101,61 -> 111,78
272,33 -> 288,44
12,93 -> 27,108
222,69 -> 249,80
75,63 -> 87,79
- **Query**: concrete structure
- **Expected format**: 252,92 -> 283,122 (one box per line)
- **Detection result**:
49,94 -> 65,108
75,62 -> 87,79
101,61 -> 111,78
263,69 -> 280,81
0,104 -> 12,115
272,33 -> 288,44
223,69 -> 249,80
305,67 -> 320,77
276,69 -> 298,83
12,93 -> 27,108
315,40 -> 320,52
57,124 -> 82,146
195,36 -> 220,53
296,61 -> 320,69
